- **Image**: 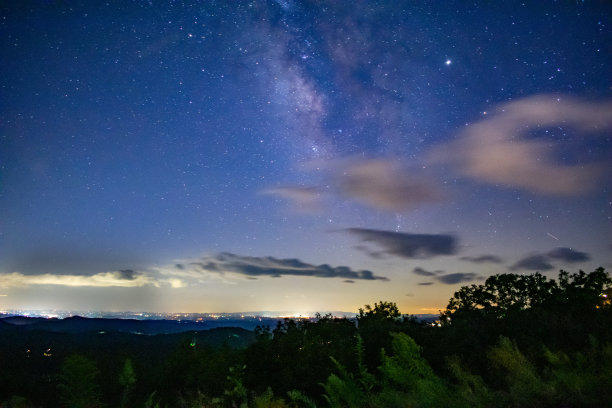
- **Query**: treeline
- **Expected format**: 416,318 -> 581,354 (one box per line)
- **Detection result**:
1,268 -> 611,407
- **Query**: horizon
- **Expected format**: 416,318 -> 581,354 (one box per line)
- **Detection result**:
0,309 -> 360,318
1,2 -> 610,314
0,306 -> 441,318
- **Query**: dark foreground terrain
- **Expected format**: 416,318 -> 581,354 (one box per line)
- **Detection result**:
1,268 -> 611,408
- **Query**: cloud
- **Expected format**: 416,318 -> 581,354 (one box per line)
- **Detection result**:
435,272 -> 480,285
460,255 -> 504,264
429,95 -> 612,195
547,247 -> 590,262
0,270 -> 159,289
346,228 -> 457,259
413,270 -> 481,285
511,255 -> 554,271
117,269 -> 137,280
263,157 -> 444,214
261,186 -> 322,212
184,252 -> 388,281
412,267 -> 441,277
166,278 -> 186,288
335,159 -> 444,211
267,95 -> 612,214
152,260 -> 236,285
511,247 -> 591,271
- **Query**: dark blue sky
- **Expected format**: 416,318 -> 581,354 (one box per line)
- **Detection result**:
1,1 -> 610,314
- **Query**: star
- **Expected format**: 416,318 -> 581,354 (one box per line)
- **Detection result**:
0,0 -> 609,315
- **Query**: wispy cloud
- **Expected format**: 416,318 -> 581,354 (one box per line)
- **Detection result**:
412,267 -> 441,277
346,228 -> 457,259
547,247 -> 590,262
0,270 -> 159,289
265,96 -> 612,215
177,252 -> 388,281
261,186 -> 322,212
263,158 -> 443,213
435,272 -> 480,285
334,159 -> 444,211
460,255 -> 504,264
4,250 -> 388,290
429,95 -> 612,195
413,268 -> 481,285
510,255 -> 554,271
511,247 -> 590,271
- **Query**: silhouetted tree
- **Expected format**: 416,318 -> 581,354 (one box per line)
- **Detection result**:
436,268 -> 612,378
58,354 -> 101,408
442,272 -> 557,321
357,301 -> 402,371
244,315 -> 358,403
443,268 -> 611,322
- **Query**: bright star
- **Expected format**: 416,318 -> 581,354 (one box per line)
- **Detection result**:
445,59 -> 452,65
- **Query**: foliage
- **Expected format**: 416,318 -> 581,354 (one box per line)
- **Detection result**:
443,267 -> 611,320
377,333 -> 452,407
224,364 -> 248,408
144,391 -> 161,408
118,357 -> 136,388
322,359 -> 371,408
244,314 -> 358,402
1,268 -> 611,408
357,301 -> 403,371
436,267 -> 612,375
57,354 -> 101,408
487,337 -> 553,406
542,338 -> 612,407
324,332 -> 462,408
446,356 -> 494,408
358,301 -> 401,321
252,387 -> 290,408
118,358 -> 136,408
286,390 -> 317,408
1,395 -> 34,408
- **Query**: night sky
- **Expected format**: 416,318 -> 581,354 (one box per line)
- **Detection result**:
1,1 -> 611,314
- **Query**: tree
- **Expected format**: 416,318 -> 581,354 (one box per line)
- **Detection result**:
322,337 -> 374,408
118,358 -> 136,408
244,315 -> 358,403
377,333 -> 453,407
442,272 -> 557,321
358,301 -> 401,321
323,333 -> 457,408
556,267 -> 612,311
442,268 -> 611,322
357,301 -> 402,371
58,354 -> 101,408
437,268 -> 612,376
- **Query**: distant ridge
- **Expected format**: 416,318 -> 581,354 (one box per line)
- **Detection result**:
0,315 -> 283,334
0,313 -> 439,334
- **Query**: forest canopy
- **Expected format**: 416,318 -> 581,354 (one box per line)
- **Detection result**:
1,268 -> 610,407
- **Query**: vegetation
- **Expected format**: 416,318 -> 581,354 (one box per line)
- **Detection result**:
0,268 -> 610,407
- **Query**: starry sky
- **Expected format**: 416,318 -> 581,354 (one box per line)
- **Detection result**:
1,1 -> 611,315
